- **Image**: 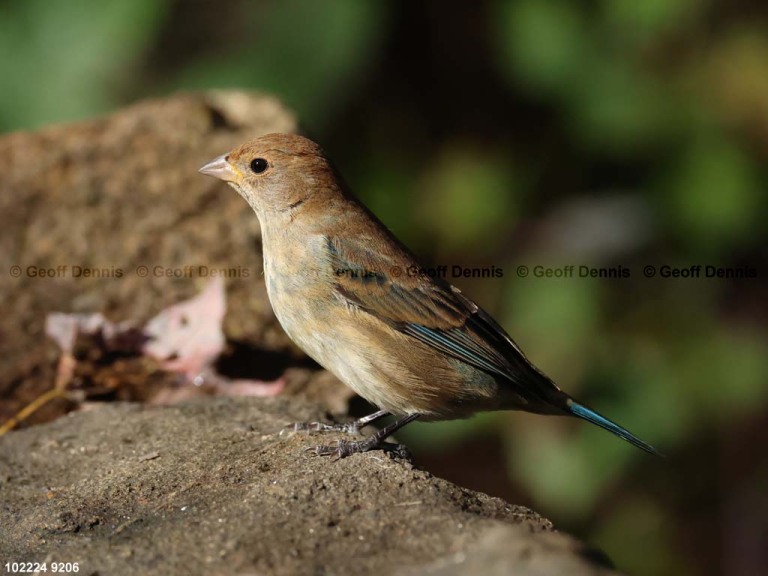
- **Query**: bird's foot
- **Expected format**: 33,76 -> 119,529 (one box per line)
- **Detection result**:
282,410 -> 391,437
307,438 -> 411,460
281,421 -> 362,436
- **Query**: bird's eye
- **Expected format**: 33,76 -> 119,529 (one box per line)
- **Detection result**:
250,158 -> 269,174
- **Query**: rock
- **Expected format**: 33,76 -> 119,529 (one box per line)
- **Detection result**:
0,91 -> 351,427
0,397 -> 619,576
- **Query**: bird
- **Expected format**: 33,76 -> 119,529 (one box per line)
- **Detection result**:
199,133 -> 659,458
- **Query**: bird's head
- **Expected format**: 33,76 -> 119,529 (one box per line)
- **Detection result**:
199,133 -> 341,218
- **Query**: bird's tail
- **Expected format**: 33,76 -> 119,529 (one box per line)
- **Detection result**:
566,399 -> 661,456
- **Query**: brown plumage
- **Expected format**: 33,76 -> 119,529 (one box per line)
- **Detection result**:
199,133 -> 659,457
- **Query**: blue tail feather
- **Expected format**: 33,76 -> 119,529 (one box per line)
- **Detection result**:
568,401 -> 661,456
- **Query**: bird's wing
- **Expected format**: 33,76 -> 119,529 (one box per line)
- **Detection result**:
325,236 -> 557,403
326,236 -> 661,453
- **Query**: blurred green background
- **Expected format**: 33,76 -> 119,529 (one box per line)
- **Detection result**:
2,1 -> 766,574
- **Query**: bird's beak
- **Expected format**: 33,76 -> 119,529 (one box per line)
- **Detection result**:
198,154 -> 238,182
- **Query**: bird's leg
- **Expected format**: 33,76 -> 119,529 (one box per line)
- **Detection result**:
286,409 -> 390,435
309,413 -> 421,458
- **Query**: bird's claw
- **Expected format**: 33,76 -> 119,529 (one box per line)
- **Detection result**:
306,439 -> 411,460
306,440 -> 355,458
282,421 -> 360,436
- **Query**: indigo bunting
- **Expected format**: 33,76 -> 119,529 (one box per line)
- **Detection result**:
199,134 -> 659,458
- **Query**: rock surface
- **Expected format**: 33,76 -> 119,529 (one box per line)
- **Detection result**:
0,397 -> 619,576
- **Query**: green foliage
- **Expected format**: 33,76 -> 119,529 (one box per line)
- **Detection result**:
417,144 -> 521,251
0,0 -> 169,131
496,0 -> 588,93
594,495 -> 685,576
664,133 -> 763,250
170,0 -> 386,132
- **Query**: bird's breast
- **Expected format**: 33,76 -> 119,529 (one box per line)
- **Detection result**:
261,233 -> 337,358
